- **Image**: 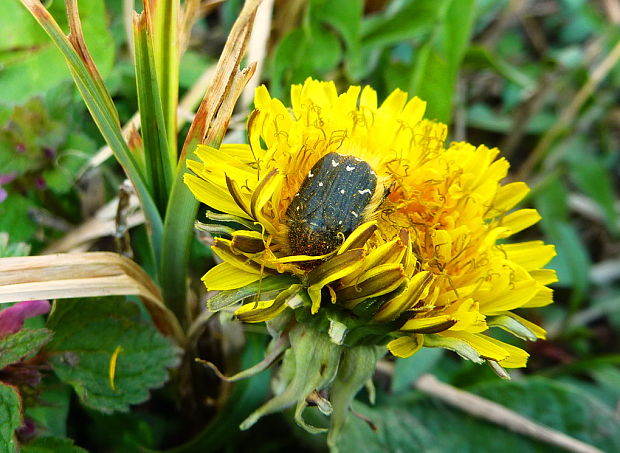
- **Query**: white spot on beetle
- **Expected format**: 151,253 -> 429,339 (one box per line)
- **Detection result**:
308,170 -> 314,178
340,189 -> 345,194
346,165 -> 355,171
338,220 -> 343,225
358,189 -> 372,195
354,157 -> 362,162
331,159 -> 340,167
351,211 -> 358,218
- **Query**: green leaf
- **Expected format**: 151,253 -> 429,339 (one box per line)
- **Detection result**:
0,194 -> 38,244
591,367 -> 620,404
133,12 -> 174,214
21,436 -> 87,453
0,383 -> 21,453
0,0 -> 114,104
567,154 -> 619,236
159,171 -> 199,325
392,349 -> 443,393
464,46 -> 536,89
0,97 -> 66,175
534,175 -> 589,306
179,51 -> 213,89
337,377 -> 620,452
336,401 -> 440,452
466,103 -> 555,134
361,0 -> 443,48
45,297 -> 181,413
311,0 -> 363,76
541,220 -> 589,308
26,382 -> 71,438
0,328 -> 53,369
409,0 -> 476,122
42,133 -> 96,194
151,0 -> 179,159
78,409 -> 168,451
207,276 -> 300,311
270,24 -> 341,99
533,176 -> 570,223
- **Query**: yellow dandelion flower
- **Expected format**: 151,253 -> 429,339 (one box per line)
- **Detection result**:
185,78 -> 556,445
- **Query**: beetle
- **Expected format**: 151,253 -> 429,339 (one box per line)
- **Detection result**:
285,152 -> 379,257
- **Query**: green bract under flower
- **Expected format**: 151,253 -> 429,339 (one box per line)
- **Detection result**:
185,78 -> 556,447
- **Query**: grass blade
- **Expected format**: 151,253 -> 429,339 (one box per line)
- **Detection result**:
133,9 -> 174,214
160,0 -> 261,324
152,0 -> 180,160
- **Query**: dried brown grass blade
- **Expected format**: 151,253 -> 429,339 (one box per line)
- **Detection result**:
43,196 -> 144,254
180,0 -> 262,157
240,0 -> 274,109
0,253 -> 184,343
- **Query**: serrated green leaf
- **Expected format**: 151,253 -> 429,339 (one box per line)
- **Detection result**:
0,328 -> 53,369
45,297 -> 181,414
21,436 -> 87,453
337,377 -> 620,452
0,383 -> 21,453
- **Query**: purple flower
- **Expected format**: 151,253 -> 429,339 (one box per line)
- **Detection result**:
0,173 -> 16,203
34,177 -> 46,190
0,300 -> 50,338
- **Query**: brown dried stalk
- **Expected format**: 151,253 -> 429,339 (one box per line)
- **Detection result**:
415,374 -> 603,453
180,0 -> 262,156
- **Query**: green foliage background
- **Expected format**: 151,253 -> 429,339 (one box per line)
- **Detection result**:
1,0 -> 619,451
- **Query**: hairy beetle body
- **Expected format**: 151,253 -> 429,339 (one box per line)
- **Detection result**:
286,152 -> 378,257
